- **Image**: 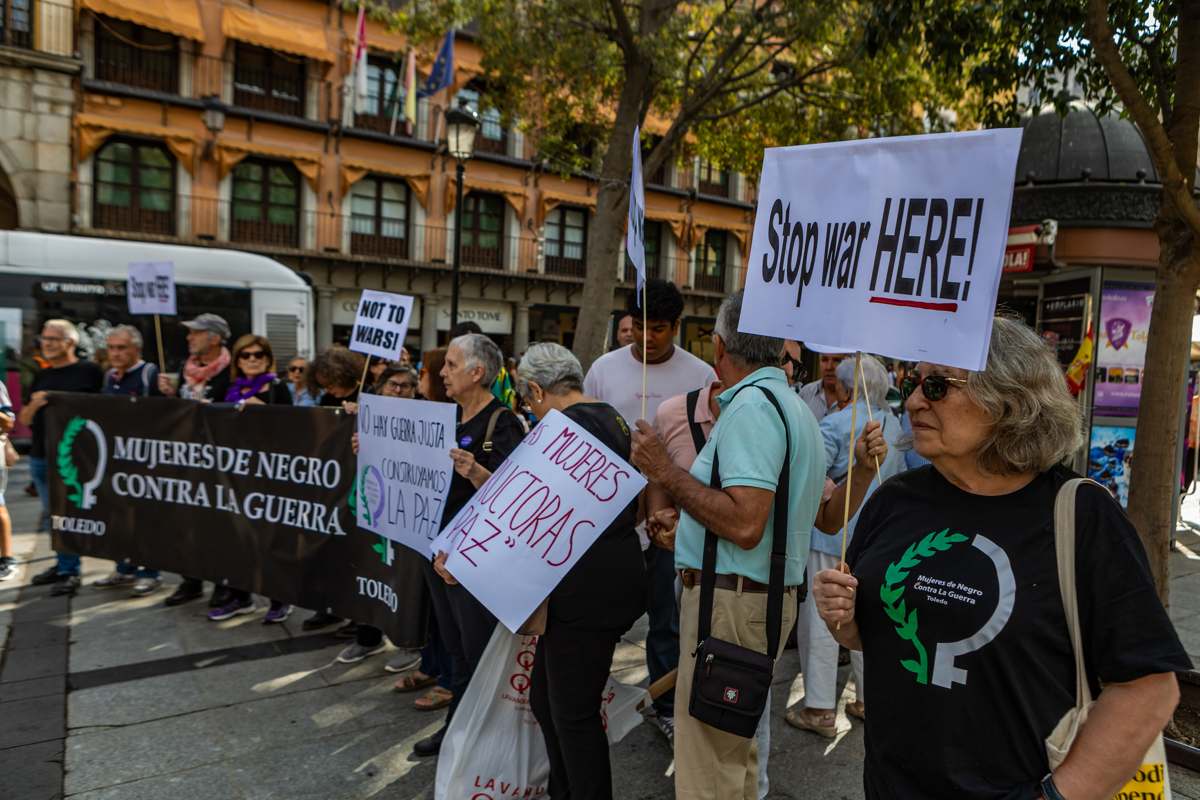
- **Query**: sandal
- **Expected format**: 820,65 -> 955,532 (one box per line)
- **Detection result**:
785,706 -> 838,739
414,686 -> 453,712
846,701 -> 866,721
392,670 -> 437,693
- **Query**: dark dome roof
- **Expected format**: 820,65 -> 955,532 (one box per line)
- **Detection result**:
1015,104 -> 1163,185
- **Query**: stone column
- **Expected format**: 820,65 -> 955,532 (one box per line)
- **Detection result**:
315,286 -> 335,351
421,296 -> 440,354
513,302 -> 531,356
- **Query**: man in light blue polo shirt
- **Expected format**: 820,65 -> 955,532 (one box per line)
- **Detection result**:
632,289 -> 825,800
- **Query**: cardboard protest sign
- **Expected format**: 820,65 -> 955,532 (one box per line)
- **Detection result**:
740,129 -> 1023,371
356,394 -> 456,554
350,290 -> 414,360
430,409 -> 646,632
127,262 -> 176,315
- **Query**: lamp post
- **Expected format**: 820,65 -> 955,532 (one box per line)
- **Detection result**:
445,100 -> 480,329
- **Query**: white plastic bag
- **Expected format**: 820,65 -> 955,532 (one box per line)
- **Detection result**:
602,677 -> 651,746
436,625 -> 550,800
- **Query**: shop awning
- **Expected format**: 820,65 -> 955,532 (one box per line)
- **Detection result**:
75,113 -> 198,173
222,6 -> 334,63
81,0 -> 205,42
341,159 -> 430,209
686,214 -> 752,256
215,140 -> 321,191
446,175 -> 527,220
536,188 -> 596,226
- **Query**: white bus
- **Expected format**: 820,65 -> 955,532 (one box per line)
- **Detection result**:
0,232 -> 314,434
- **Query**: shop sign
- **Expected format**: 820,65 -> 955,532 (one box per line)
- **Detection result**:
438,300 -> 512,334
1003,244 -> 1035,273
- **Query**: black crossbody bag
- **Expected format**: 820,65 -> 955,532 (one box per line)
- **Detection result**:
688,384 -> 791,739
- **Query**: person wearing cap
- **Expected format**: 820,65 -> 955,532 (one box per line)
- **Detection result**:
157,313 -> 233,402
159,313 -> 233,607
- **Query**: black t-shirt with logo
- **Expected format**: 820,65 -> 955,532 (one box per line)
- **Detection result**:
846,464 -> 1190,800
29,361 -> 105,458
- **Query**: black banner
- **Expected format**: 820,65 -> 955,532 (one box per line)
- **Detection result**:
45,394 -> 427,647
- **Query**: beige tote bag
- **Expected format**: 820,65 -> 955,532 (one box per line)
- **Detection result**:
1045,478 -> 1172,797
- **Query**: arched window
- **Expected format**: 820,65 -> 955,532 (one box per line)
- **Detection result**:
93,139 -> 175,235
232,159 -> 300,247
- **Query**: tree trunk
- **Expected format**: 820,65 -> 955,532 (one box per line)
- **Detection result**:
573,60 -> 655,373
1126,223 -> 1199,605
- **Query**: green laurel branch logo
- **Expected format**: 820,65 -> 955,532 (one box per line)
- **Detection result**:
56,416 -> 88,508
880,528 -> 969,685
358,467 -> 372,525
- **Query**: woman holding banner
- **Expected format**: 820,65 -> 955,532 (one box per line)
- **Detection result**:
813,316 -> 1189,799
507,342 -> 647,800
207,334 -> 293,624
418,334 -> 525,758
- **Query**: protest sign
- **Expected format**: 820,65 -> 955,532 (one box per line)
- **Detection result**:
356,394 -> 456,554
430,409 -> 646,632
127,262 -> 176,316
350,289 -> 414,361
740,129 -> 1023,371
46,395 -> 427,646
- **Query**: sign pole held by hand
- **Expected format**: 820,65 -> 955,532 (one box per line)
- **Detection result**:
357,355 -> 371,397
857,355 -> 882,478
128,261 -> 176,374
836,351 -> 862,629
153,314 -> 167,372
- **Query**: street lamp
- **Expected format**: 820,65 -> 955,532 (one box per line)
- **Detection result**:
445,100 -> 480,329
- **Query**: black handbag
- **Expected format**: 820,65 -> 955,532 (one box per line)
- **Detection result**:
688,384 -> 791,738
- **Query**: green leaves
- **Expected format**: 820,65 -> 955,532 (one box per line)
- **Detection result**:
880,528 -> 971,686
358,468 -> 372,526
56,416 -> 86,509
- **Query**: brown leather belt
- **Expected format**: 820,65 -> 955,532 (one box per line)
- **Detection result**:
679,569 -> 771,593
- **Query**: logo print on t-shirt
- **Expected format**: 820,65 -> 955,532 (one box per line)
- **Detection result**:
880,529 -> 1015,688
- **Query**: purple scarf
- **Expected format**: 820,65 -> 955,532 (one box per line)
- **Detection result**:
225,373 -> 277,403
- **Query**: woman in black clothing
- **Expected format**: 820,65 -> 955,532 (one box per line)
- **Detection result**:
417,333 -> 525,758
514,343 -> 648,799
207,335 -> 293,624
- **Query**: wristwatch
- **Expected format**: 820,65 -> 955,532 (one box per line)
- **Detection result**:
1039,773 -> 1065,800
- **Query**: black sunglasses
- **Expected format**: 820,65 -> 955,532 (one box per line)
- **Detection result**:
779,351 -> 806,382
901,373 -> 969,402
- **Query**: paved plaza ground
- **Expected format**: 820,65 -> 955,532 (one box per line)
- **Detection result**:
5,460 -> 1200,799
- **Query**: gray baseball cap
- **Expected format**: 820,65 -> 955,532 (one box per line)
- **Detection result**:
181,313 -> 231,340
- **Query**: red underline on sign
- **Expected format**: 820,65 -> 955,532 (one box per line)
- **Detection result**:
869,296 -> 959,313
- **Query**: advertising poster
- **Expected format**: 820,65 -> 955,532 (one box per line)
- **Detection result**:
1094,282 -> 1155,417
1088,425 -> 1136,507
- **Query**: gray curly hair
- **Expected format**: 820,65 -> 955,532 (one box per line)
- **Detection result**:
449,333 -> 503,387
968,316 -> 1084,475
518,342 -> 583,394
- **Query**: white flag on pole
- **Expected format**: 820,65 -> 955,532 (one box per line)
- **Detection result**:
626,125 -> 646,294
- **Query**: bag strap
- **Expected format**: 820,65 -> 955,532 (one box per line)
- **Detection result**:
685,388 -> 707,455
481,407 -> 506,454
1053,477 -> 1099,709
696,382 -> 791,660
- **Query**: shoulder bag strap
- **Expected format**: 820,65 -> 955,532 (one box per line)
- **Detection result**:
1053,477 -> 1098,710
481,407 -> 506,454
685,389 -> 707,455
696,383 -> 791,659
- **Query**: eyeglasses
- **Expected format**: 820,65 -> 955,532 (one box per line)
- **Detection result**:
288,366 -> 305,373
386,380 -> 417,392
779,351 -> 805,382
238,350 -> 267,361
901,373 -> 969,402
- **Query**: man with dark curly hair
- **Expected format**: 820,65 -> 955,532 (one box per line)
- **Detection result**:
583,278 -> 715,744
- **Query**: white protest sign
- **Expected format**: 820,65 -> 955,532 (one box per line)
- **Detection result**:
127,262 -> 176,315
430,409 -> 646,633
740,129 -> 1023,371
626,125 -> 646,292
356,395 -> 457,554
350,290 -> 414,361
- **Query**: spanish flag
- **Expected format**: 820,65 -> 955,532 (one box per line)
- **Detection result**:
1065,323 -> 1094,396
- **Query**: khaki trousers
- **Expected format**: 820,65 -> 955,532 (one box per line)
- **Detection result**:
675,581 -> 797,800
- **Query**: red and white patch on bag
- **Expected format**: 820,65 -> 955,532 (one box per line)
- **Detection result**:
723,687 -> 740,705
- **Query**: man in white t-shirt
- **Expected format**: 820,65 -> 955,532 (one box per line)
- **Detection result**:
583,278 -> 715,742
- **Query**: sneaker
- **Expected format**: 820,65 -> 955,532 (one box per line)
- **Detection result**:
207,599 -> 256,621
301,611 -> 342,631
93,571 -> 136,589
336,642 -> 386,664
30,565 -> 61,586
650,713 -> 675,745
208,585 -> 234,608
50,575 -> 81,597
131,577 -> 162,597
384,650 -> 422,674
164,581 -> 203,606
0,558 -> 14,581
263,602 -> 292,624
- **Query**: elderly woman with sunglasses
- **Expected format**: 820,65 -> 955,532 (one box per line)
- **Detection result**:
813,316 -> 1188,800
